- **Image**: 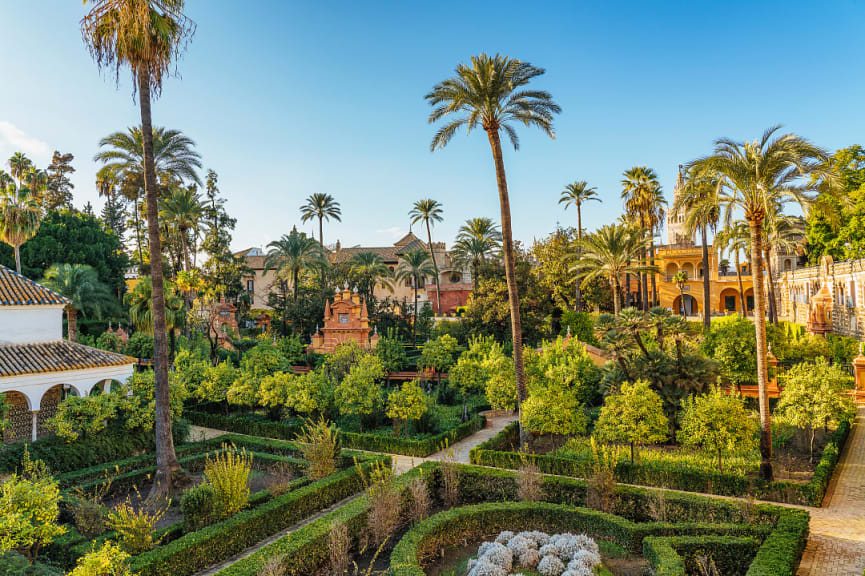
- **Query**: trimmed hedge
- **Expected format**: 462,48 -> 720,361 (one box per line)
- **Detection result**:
643,535 -> 760,576
0,420 -> 188,475
129,455 -> 389,576
469,419 -> 852,506
187,411 -> 486,457
212,462 -> 808,576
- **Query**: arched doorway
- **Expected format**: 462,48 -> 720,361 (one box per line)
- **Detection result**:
2,391 -> 31,444
744,288 -> 755,315
719,288 -> 741,314
672,294 -> 699,316
37,385 -> 75,439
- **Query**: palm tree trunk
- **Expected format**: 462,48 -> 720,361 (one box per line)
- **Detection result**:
649,240 -> 657,307
67,308 -> 78,343
133,197 -> 144,266
611,278 -> 621,315
139,68 -> 182,501
575,206 -> 582,312
412,282 -> 418,344
319,216 -> 324,248
640,246 -> 648,312
625,266 -> 631,308
13,245 -> 21,275
763,246 -> 779,326
747,218 -> 773,481
180,229 -> 191,272
701,225 -> 711,331
486,128 -> 527,448
735,251 -> 746,315
425,220 -> 442,315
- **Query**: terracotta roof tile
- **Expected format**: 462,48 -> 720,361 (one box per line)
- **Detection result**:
0,265 -> 69,306
0,341 -> 135,377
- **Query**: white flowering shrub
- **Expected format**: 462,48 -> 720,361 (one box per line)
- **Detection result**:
467,530 -> 601,576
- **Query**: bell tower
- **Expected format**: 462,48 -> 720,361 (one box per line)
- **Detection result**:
666,165 -> 694,245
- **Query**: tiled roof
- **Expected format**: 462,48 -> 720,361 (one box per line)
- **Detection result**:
0,340 -> 135,377
329,246 -> 400,264
0,265 -> 69,306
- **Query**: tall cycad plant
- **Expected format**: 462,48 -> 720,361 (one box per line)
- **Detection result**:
689,125 -> 833,480
572,223 -> 654,315
426,53 -> 560,445
674,165 -> 721,331
41,264 -> 114,343
409,199 -> 444,314
82,0 -> 196,499
559,181 -> 599,311
395,248 -> 435,344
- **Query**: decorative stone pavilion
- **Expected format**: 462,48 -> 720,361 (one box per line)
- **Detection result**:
309,285 -> 379,354
0,265 -> 135,443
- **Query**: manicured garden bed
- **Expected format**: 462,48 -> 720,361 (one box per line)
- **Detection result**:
213,461 -> 809,576
469,419 -> 852,506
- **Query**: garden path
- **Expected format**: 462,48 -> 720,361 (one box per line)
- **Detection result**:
797,406 -> 865,576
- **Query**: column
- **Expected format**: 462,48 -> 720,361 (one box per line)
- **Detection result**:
30,411 -> 38,442
852,344 -> 865,394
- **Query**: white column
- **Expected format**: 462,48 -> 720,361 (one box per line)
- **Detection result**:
30,411 -> 38,442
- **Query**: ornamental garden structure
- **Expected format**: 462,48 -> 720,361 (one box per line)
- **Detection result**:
0,264 -> 135,443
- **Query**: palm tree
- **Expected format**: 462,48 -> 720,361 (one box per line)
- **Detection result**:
96,165 -> 127,239
350,251 -> 393,303
426,53 -> 560,445
621,166 -> 664,310
559,181 -> 600,311
264,228 -> 324,335
82,0 -> 196,499
124,276 -> 185,360
572,223 -> 655,315
409,199 -> 444,315
689,125 -> 833,481
673,271 -> 689,316
41,264 -> 114,342
762,207 -> 806,325
160,185 -> 205,272
0,178 -> 42,274
300,193 -> 341,248
715,222 -> 750,315
674,165 -> 721,330
95,127 -> 202,267
451,217 -> 502,290
395,248 -> 435,344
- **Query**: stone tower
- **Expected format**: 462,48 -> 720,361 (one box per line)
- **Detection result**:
666,165 -> 694,245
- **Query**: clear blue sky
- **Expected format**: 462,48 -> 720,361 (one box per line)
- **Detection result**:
1,1 -> 863,252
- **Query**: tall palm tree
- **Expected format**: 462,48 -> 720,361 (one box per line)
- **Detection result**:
674,166 -> 721,330
96,165 -> 127,239
82,0 -> 196,499
572,223 -> 655,315
160,185 -> 205,272
716,221 -> 750,316
559,181 -> 600,311
621,166 -> 664,310
395,248 -> 435,344
451,217 -> 502,290
265,228 -> 325,334
689,125 -> 833,481
762,206 -> 807,325
673,270 -> 689,317
95,127 -> 202,267
349,251 -> 394,303
300,193 -> 341,248
409,199 -> 444,314
8,153 -> 33,183
0,178 -> 42,274
426,53 -> 560,445
124,275 -> 185,359
41,264 -> 114,342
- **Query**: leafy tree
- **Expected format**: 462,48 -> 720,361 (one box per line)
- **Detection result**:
97,165 -> 127,241
418,334 -> 461,384
525,337 -> 601,406
776,357 -> 856,461
690,126 -> 834,481
700,315 -> 758,389
386,380 -> 429,437
49,393 -> 117,442
0,471 -> 65,563
427,53 -> 560,449
41,263 -> 115,342
198,361 -> 237,403
96,331 -> 124,353
117,370 -> 187,432
595,380 -> 668,463
124,332 -> 154,360
334,355 -> 384,431
482,346 -> 517,412
374,332 -> 407,383
0,210 -> 129,297
43,151 -> 75,211
321,340 -> 367,384
678,386 -> 758,471
276,335 -> 306,365
226,342 -> 287,406
409,199 -> 444,312
521,384 -> 587,438
259,370 -> 333,418
449,354 -> 488,420
532,227 -> 579,311
200,170 -> 250,304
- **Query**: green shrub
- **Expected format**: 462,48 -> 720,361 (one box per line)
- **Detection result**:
204,446 -> 252,518
181,484 -> 218,533
296,418 -> 341,480
125,332 -> 154,359
107,499 -> 165,554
